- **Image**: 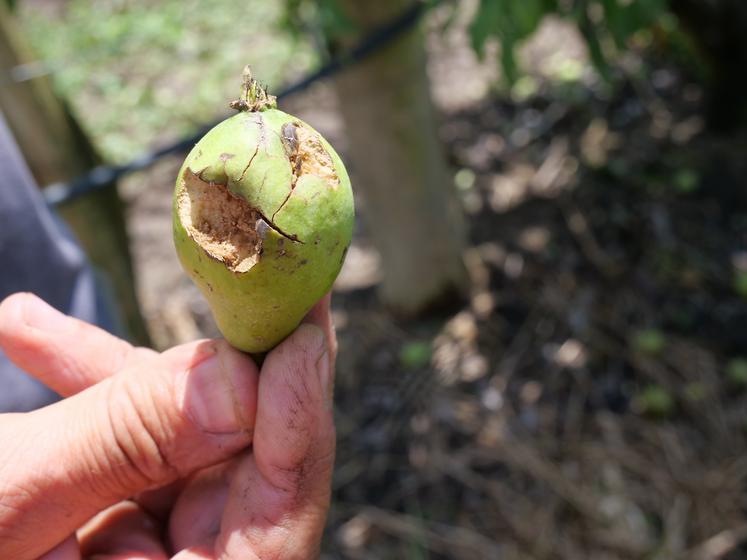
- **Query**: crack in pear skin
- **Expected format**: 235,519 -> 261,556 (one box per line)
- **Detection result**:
253,207 -> 302,243
271,122 -> 339,223
237,144 -> 259,183
272,121 -> 300,223
194,168 -> 302,244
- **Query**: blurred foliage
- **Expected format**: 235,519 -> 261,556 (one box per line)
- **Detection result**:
734,271 -> 747,299
12,0 -> 718,164
453,168 -> 476,191
672,169 -> 699,193
469,0 -> 672,83
635,384 -> 675,418
17,0 -> 317,163
278,0 -> 682,87
683,382 -> 705,402
631,328 -> 666,355
281,0 -> 355,42
727,358 -> 747,387
399,340 -> 433,369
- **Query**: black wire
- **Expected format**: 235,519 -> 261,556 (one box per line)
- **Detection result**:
44,1 -> 426,207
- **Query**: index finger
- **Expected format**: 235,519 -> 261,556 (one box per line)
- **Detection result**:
0,292 -> 139,396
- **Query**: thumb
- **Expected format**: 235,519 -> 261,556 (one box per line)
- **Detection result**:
218,319 -> 337,558
0,339 -> 258,560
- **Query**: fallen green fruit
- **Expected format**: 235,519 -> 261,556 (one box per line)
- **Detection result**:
173,67 -> 354,352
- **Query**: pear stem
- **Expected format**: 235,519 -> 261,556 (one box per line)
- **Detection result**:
229,65 -> 277,112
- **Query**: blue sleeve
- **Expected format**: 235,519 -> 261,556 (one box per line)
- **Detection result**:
0,111 -> 123,412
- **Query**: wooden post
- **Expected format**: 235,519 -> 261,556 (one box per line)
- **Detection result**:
0,3 -> 151,346
332,0 -> 468,315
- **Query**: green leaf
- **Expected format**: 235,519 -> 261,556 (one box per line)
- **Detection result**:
277,0 -> 305,37
470,0 -> 548,84
469,0 -> 502,57
734,271 -> 747,299
636,384 -> 675,418
400,341 -> 432,370
600,0 -> 628,49
630,0 -> 669,28
727,358 -> 747,386
500,39 -> 520,84
577,16 -> 610,80
601,0 -> 668,50
673,169 -> 699,193
632,329 -> 666,355
511,0 -> 546,37
317,0 -> 356,38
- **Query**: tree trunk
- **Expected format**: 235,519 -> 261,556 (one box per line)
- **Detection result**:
0,4 -> 150,345
332,0 -> 468,315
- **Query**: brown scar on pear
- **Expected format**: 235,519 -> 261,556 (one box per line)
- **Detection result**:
281,121 -> 339,188
176,168 -> 301,273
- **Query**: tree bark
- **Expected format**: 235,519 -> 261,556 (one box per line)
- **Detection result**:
0,3 -> 150,345
332,0 -> 468,315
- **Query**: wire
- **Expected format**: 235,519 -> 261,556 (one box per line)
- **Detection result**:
44,1 -> 426,207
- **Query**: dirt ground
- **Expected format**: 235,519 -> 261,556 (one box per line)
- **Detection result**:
121,18 -> 747,560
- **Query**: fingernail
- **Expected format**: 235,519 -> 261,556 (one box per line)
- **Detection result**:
297,324 -> 333,409
17,294 -> 72,333
185,347 -> 242,434
317,348 -> 333,411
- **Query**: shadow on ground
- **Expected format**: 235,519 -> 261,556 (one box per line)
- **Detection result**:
326,65 -> 747,559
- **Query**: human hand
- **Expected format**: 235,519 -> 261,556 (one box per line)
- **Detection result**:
0,292 -> 336,559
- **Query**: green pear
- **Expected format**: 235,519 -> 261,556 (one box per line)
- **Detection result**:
172,67 -> 354,353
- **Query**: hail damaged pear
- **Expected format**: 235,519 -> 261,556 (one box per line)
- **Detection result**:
173,67 -> 354,353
